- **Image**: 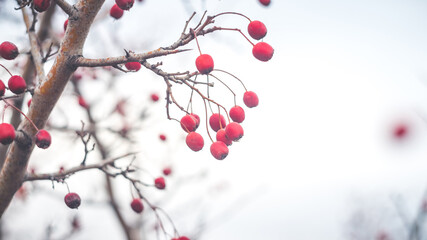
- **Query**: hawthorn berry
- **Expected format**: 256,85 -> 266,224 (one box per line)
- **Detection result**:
229,106 -> 245,123
110,4 -> 124,19
27,98 -> 32,107
0,41 -> 19,60
210,141 -> 229,160
78,96 -> 89,109
243,91 -> 259,108
154,177 -> 166,189
186,132 -> 204,151
64,192 -> 81,209
181,114 -> 198,132
150,93 -> 159,102
248,21 -> 267,40
8,75 -> 26,94
195,54 -> 214,74
34,0 -> 51,12
163,167 -> 172,176
393,124 -> 408,139
0,123 -> 15,145
0,80 -> 5,97
130,198 -> 144,213
171,237 -> 190,240
225,122 -> 244,141
191,113 -> 200,128
115,0 -> 134,10
259,0 -> 271,6
159,134 -> 167,141
64,19 -> 68,31
35,129 -> 51,149
216,129 -> 232,146
125,62 -> 141,71
209,113 -> 226,132
252,42 -> 274,62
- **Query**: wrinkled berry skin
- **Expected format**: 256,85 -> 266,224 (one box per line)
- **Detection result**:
131,198 -> 144,213
0,41 -> 19,60
252,42 -> 274,62
229,106 -> 245,123
243,91 -> 259,108
35,129 -> 51,149
64,192 -> 81,209
209,113 -> 226,132
0,123 -> 15,145
216,129 -> 232,146
186,132 -> 204,151
225,122 -> 244,141
181,115 -> 198,132
196,54 -> 214,74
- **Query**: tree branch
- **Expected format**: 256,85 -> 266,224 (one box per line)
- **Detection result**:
52,0 -> 77,18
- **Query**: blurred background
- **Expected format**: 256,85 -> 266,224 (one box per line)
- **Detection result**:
1,0 -> 427,239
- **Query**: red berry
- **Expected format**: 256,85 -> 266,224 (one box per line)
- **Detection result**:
130,198 -> 144,213
64,19 -> 68,31
125,62 -> 141,71
243,91 -> 259,108
209,113 -> 226,132
35,129 -> 51,149
259,0 -> 271,6
248,21 -> 267,40
78,96 -> 89,109
186,132 -> 204,151
252,42 -> 274,62
64,192 -> 81,209
110,4 -> 124,19
0,123 -> 15,145
115,0 -> 134,10
27,98 -> 32,107
34,0 -> 51,12
181,114 -> 198,132
229,106 -> 245,123
216,129 -> 232,146
225,122 -> 244,141
191,113 -> 200,128
8,75 -> 26,94
210,141 -> 229,160
0,80 -> 5,97
159,134 -> 167,141
179,237 -> 190,240
0,41 -> 19,60
393,124 -> 407,139
154,177 -> 166,189
163,167 -> 172,176
195,54 -> 214,74
151,93 -> 159,102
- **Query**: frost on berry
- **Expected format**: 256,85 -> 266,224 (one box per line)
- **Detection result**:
34,0 -> 51,12
131,198 -> 144,213
154,177 -> 166,189
210,141 -> 229,160
110,4 -> 124,19
180,115 -> 198,132
64,192 -> 81,209
229,106 -> 245,123
225,122 -> 244,141
0,80 -> 5,97
252,42 -> 274,62
195,54 -> 214,74
0,123 -> 16,145
0,41 -> 19,60
186,132 -> 204,151
8,75 -> 26,94
216,129 -> 232,146
209,113 -> 226,132
248,21 -> 267,40
125,62 -> 141,71
115,0 -> 134,10
35,129 -> 52,149
243,91 -> 259,108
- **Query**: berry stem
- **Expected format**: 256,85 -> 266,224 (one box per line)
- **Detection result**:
202,99 -> 214,143
215,27 -> 255,46
213,11 -> 252,22
212,69 -> 248,91
0,63 -> 13,77
191,29 -> 203,55
209,73 -> 237,107
4,100 -> 39,132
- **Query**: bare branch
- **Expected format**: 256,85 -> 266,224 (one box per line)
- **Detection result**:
53,0 -> 77,18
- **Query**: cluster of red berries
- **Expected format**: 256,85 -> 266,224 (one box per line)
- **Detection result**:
109,0 -> 144,19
